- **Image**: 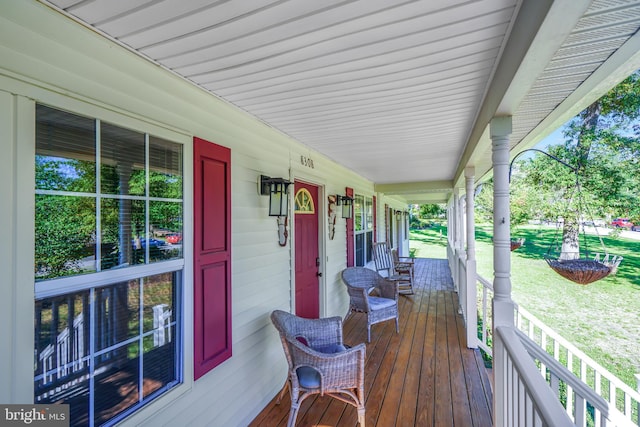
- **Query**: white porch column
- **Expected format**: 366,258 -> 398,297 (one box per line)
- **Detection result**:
452,188 -> 462,291
491,116 -> 515,325
448,202 -> 454,247
491,116 -> 515,427
453,188 -> 462,252
465,167 -> 478,348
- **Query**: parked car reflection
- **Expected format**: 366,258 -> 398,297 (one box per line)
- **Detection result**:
166,233 -> 182,244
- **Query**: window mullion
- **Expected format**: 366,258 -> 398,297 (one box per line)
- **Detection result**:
89,288 -> 96,427
139,277 -> 144,404
96,119 -> 102,273
145,133 -> 150,265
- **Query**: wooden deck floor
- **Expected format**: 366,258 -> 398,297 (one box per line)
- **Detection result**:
250,258 -> 493,427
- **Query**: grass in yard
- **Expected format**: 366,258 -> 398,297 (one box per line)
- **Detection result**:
410,223 -> 448,259
410,224 -> 640,389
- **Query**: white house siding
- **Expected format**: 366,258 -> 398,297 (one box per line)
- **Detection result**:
0,2 -> 393,426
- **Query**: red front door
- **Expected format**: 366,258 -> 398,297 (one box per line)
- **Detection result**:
294,181 -> 320,318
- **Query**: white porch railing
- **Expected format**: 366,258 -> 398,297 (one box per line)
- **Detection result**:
494,325 -> 574,426
516,306 -> 640,426
450,246 -> 480,349
519,329 -> 632,426
474,272 -> 640,426
477,274 -> 494,357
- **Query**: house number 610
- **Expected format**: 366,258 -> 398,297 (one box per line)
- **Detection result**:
301,155 -> 314,169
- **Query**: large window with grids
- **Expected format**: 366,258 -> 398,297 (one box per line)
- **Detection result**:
34,104 -> 183,426
354,194 -> 374,266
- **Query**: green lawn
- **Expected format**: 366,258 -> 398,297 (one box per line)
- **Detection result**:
410,224 -> 640,388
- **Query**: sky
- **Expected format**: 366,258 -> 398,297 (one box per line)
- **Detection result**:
535,126 -> 567,150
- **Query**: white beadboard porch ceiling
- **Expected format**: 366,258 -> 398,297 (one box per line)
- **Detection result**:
41,0 -> 640,203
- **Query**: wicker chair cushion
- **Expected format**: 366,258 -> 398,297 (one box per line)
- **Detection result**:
296,366 -> 321,389
368,296 -> 396,309
313,343 -> 347,354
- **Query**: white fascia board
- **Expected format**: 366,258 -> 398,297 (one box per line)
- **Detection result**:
454,0 -> 590,186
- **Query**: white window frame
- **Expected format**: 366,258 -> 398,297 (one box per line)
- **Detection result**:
31,100 -> 192,427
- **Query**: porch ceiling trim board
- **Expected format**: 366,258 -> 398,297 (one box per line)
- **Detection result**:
512,25 -> 640,156
37,0 -> 640,200
375,181 -> 454,205
454,0 -> 590,187
465,0 -> 640,186
40,0 -> 519,191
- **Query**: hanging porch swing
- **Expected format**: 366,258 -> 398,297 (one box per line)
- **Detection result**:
544,258 -> 611,285
510,149 -> 618,285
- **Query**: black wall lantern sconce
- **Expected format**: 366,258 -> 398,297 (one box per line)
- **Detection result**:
335,195 -> 354,219
260,175 -> 292,246
260,175 -> 292,217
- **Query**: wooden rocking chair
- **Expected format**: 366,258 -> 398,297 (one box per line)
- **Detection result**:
371,242 -> 414,295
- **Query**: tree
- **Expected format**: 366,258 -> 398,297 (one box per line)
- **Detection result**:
520,71 -> 640,259
419,204 -> 445,219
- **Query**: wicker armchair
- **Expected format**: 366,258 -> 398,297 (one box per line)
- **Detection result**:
340,267 -> 399,342
270,310 -> 366,427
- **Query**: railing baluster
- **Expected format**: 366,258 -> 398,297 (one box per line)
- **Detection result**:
567,351 -> 574,416
540,332 -> 547,375
595,370 -> 602,397
575,394 -> 586,427
550,372 -> 560,397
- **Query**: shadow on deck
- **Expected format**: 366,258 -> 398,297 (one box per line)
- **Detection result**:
251,258 -> 493,427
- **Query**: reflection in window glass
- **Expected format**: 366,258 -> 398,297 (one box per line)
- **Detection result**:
36,104 -> 96,193
94,280 -> 140,351
35,195 -> 96,280
34,272 -> 180,427
149,137 -> 183,199
150,201 -> 183,260
34,105 -> 184,426
353,194 -> 373,267
101,123 -> 145,196
35,108 -> 184,280
101,199 -> 147,270
142,273 -> 175,334
34,291 -> 91,425
355,233 -> 365,266
365,198 -> 373,230
354,195 -> 364,232
94,342 -> 139,425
